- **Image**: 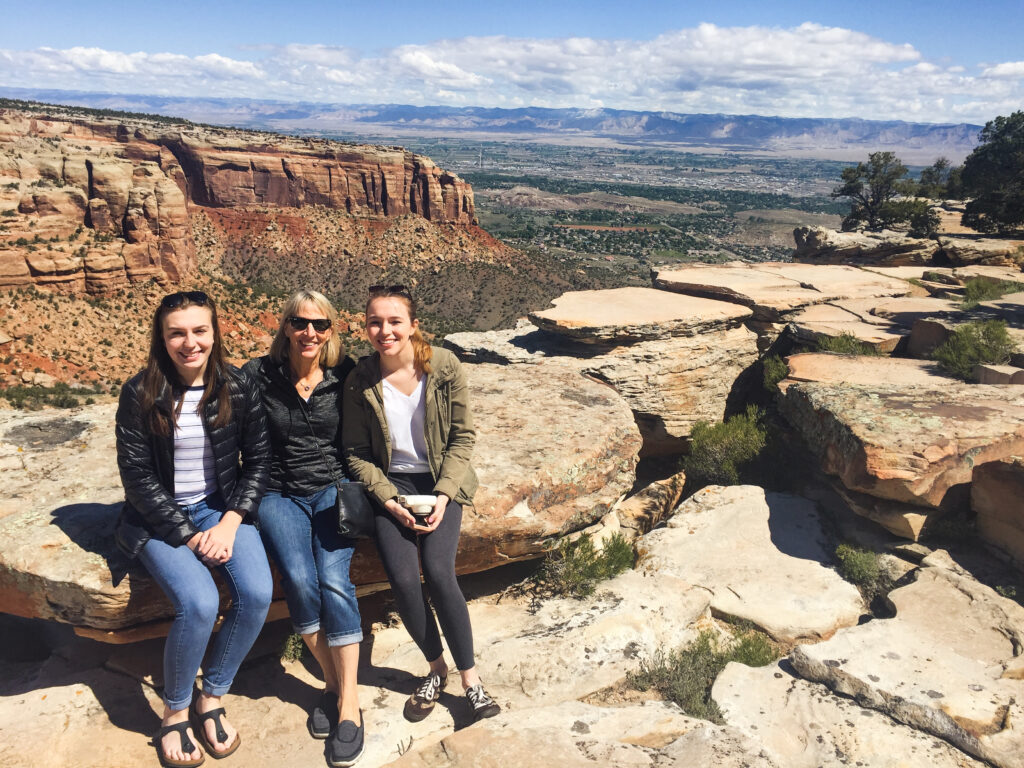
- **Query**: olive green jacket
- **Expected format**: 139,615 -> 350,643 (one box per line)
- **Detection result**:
341,346 -> 478,506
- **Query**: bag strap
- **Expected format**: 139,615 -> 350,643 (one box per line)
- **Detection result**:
296,394 -> 343,487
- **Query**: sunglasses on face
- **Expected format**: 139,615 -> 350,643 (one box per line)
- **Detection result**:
161,291 -> 209,310
368,283 -> 412,299
287,316 -> 332,333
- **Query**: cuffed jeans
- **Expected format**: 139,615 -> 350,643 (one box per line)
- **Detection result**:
257,484 -> 363,647
138,493 -> 273,711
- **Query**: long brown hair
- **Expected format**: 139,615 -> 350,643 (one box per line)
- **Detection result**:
268,290 -> 342,367
366,285 -> 432,374
139,291 -> 232,437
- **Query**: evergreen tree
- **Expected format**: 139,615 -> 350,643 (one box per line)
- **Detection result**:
961,111 -> 1024,233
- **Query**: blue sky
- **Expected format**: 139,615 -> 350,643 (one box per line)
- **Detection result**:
1,0 -> 1021,124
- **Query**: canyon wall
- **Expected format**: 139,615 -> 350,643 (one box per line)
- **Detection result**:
0,109 -> 476,294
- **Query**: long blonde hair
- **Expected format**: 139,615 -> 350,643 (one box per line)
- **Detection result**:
366,285 -> 432,374
269,290 -> 342,367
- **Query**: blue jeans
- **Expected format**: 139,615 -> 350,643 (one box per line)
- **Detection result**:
138,493 -> 273,711
257,484 -> 362,647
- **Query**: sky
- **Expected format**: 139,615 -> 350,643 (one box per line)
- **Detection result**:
1,0 -> 1021,125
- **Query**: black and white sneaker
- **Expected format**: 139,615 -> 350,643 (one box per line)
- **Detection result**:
327,712 -> 364,767
404,671 -> 446,722
465,683 -> 501,721
308,690 -> 338,739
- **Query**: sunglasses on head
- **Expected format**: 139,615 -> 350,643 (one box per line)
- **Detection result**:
161,291 -> 209,310
287,316 -> 332,333
368,283 -> 412,299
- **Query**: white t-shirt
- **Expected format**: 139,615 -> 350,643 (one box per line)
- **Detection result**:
383,377 -> 430,473
173,386 -> 218,504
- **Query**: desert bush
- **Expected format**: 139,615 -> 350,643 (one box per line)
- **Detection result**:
835,543 -> 891,603
960,277 -> 1024,309
532,531 -> 635,599
816,332 -> 879,356
761,354 -> 788,393
280,633 -> 305,662
684,405 -> 766,488
627,626 -> 777,723
932,319 -> 1015,380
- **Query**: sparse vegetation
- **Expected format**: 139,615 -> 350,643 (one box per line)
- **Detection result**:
684,405 -> 767,489
834,543 -> 892,604
932,319 -> 1016,380
627,626 -> 778,723
529,532 -> 635,600
761,354 -> 788,393
816,332 -> 880,356
280,633 -> 306,662
960,277 -> 1023,310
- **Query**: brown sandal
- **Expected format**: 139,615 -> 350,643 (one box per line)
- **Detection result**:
191,703 -> 241,759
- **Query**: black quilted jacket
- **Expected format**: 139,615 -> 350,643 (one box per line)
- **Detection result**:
114,365 -> 271,559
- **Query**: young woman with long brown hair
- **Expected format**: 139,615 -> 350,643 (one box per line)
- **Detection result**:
115,291 -> 272,768
342,285 -> 500,725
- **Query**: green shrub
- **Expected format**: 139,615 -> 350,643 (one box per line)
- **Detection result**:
960,277 -> 1024,309
533,531 -> 635,599
816,332 -> 879,356
684,405 -> 766,488
932,319 -> 1016,380
627,626 -> 777,723
280,633 -> 306,662
761,354 -> 788,393
835,543 -> 891,602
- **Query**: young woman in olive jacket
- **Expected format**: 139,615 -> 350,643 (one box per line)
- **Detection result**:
115,291 -> 272,768
243,290 -> 364,768
342,285 -> 500,724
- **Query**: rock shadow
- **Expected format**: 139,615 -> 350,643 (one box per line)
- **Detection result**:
765,491 -> 834,564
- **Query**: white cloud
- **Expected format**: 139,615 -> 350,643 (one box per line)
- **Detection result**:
0,24 -> 1019,124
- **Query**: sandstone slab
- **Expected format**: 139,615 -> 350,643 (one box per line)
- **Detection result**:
781,353 -> 951,389
655,262 -> 911,321
714,660 -> 988,768
528,286 -> 752,343
0,362 -> 640,634
973,457 -> 1024,565
637,485 -> 863,643
778,381 -> 1024,513
789,554 -> 1024,768
785,303 -> 905,352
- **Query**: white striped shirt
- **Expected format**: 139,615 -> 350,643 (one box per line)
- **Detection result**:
173,386 -> 218,505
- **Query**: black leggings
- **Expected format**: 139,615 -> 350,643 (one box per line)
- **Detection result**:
374,472 -> 475,670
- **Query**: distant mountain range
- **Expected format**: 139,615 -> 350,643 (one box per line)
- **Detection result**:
0,87 -> 981,163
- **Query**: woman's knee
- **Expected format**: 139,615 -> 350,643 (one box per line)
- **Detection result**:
176,582 -> 221,626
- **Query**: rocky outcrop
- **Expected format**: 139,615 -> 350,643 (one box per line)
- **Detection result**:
789,551 -> 1024,768
654,262 -> 913,322
447,287 -> 759,455
778,380 -> 1024,518
973,457 -> 1024,565
781,353 -> 951,390
0,108 -> 476,294
0,361 -> 640,635
638,485 -> 863,643
794,226 -> 1024,269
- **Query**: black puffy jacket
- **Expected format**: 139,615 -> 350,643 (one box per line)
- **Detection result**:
114,365 -> 271,559
242,355 -> 355,496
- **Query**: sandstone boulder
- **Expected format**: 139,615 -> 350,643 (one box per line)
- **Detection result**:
0,362 -> 640,635
973,457 -> 1024,565
789,552 -> 1024,768
784,303 -> 905,353
638,485 -> 863,643
780,353 -> 951,390
778,381 -> 1024,514
714,660 -> 988,768
655,262 -> 911,321
792,226 -> 936,266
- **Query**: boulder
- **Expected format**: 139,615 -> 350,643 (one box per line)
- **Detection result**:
655,262 -> 911,322
529,286 -> 752,342
0,362 -> 640,635
613,471 -> 687,536
778,380 -> 1024,514
784,303 -> 905,353
973,457 -> 1024,565
792,227 -> 936,266
714,660 -> 989,768
975,364 -> 1024,384
937,237 -> 1024,269
637,486 -> 863,643
789,552 -> 1024,768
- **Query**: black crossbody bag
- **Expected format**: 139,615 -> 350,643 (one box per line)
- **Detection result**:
298,402 -> 375,539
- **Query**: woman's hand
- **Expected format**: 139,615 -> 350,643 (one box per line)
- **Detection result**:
384,498 -> 419,530
419,494 -> 448,533
195,511 -> 243,565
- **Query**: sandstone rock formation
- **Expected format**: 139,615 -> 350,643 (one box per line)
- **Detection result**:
789,551 -> 1024,768
0,362 -> 640,635
972,457 -> 1024,565
793,225 -> 1024,269
778,380 -> 1024,518
781,353 -> 951,389
447,287 -> 759,455
638,485 -> 863,643
0,108 -> 477,294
